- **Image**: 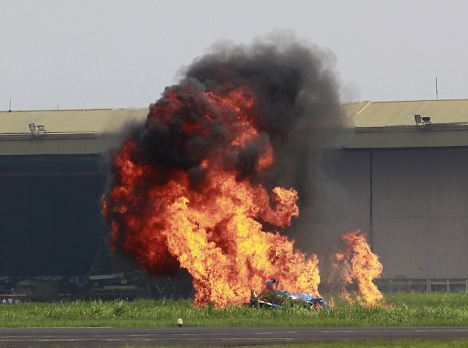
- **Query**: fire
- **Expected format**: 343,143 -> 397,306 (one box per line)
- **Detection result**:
335,230 -> 383,306
102,37 -> 385,308
103,83 -> 321,307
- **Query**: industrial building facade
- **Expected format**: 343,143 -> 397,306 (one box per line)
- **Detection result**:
0,101 -> 467,292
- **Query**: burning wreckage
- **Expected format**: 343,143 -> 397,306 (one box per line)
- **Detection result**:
251,279 -> 328,310
102,35 -> 383,308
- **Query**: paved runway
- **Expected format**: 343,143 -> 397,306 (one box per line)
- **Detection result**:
0,327 -> 467,347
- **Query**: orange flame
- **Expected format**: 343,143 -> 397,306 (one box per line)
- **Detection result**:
335,230 -> 383,306
103,84 -> 385,308
103,85 -> 321,307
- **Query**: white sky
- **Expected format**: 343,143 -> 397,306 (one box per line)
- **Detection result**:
1,0 -> 467,110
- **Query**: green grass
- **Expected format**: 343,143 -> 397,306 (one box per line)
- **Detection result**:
116,341 -> 468,348
0,293 -> 467,328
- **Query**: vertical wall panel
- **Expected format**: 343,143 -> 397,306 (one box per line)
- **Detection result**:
292,150 -> 371,258
0,155 -> 106,276
373,148 -> 468,278
0,149 -> 467,279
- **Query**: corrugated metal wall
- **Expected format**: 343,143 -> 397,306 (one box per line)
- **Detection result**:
0,149 -> 466,279
372,148 -> 468,279
290,151 -> 371,259
305,148 -> 468,280
0,155 -> 106,276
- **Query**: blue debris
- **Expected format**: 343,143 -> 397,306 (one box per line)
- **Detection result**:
250,279 -> 328,309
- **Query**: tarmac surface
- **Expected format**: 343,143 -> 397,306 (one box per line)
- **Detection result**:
0,327 -> 467,347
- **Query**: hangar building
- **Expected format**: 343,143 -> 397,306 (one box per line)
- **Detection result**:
0,100 -> 467,292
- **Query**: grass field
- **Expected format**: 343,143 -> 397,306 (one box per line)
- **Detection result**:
0,293 -> 467,328
117,341 -> 468,348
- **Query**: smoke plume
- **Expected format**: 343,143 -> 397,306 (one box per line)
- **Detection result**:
103,33 -> 349,306
138,33 -> 346,200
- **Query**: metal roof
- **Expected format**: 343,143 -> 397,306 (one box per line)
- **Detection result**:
2,98 -> 468,154
0,108 -> 146,135
344,99 -> 468,149
3,99 -> 468,135
348,99 -> 468,128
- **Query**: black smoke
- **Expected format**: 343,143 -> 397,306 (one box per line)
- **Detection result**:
132,33 -> 347,194
108,32 -> 350,272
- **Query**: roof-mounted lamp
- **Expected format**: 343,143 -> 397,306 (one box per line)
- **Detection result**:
414,114 -> 431,127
